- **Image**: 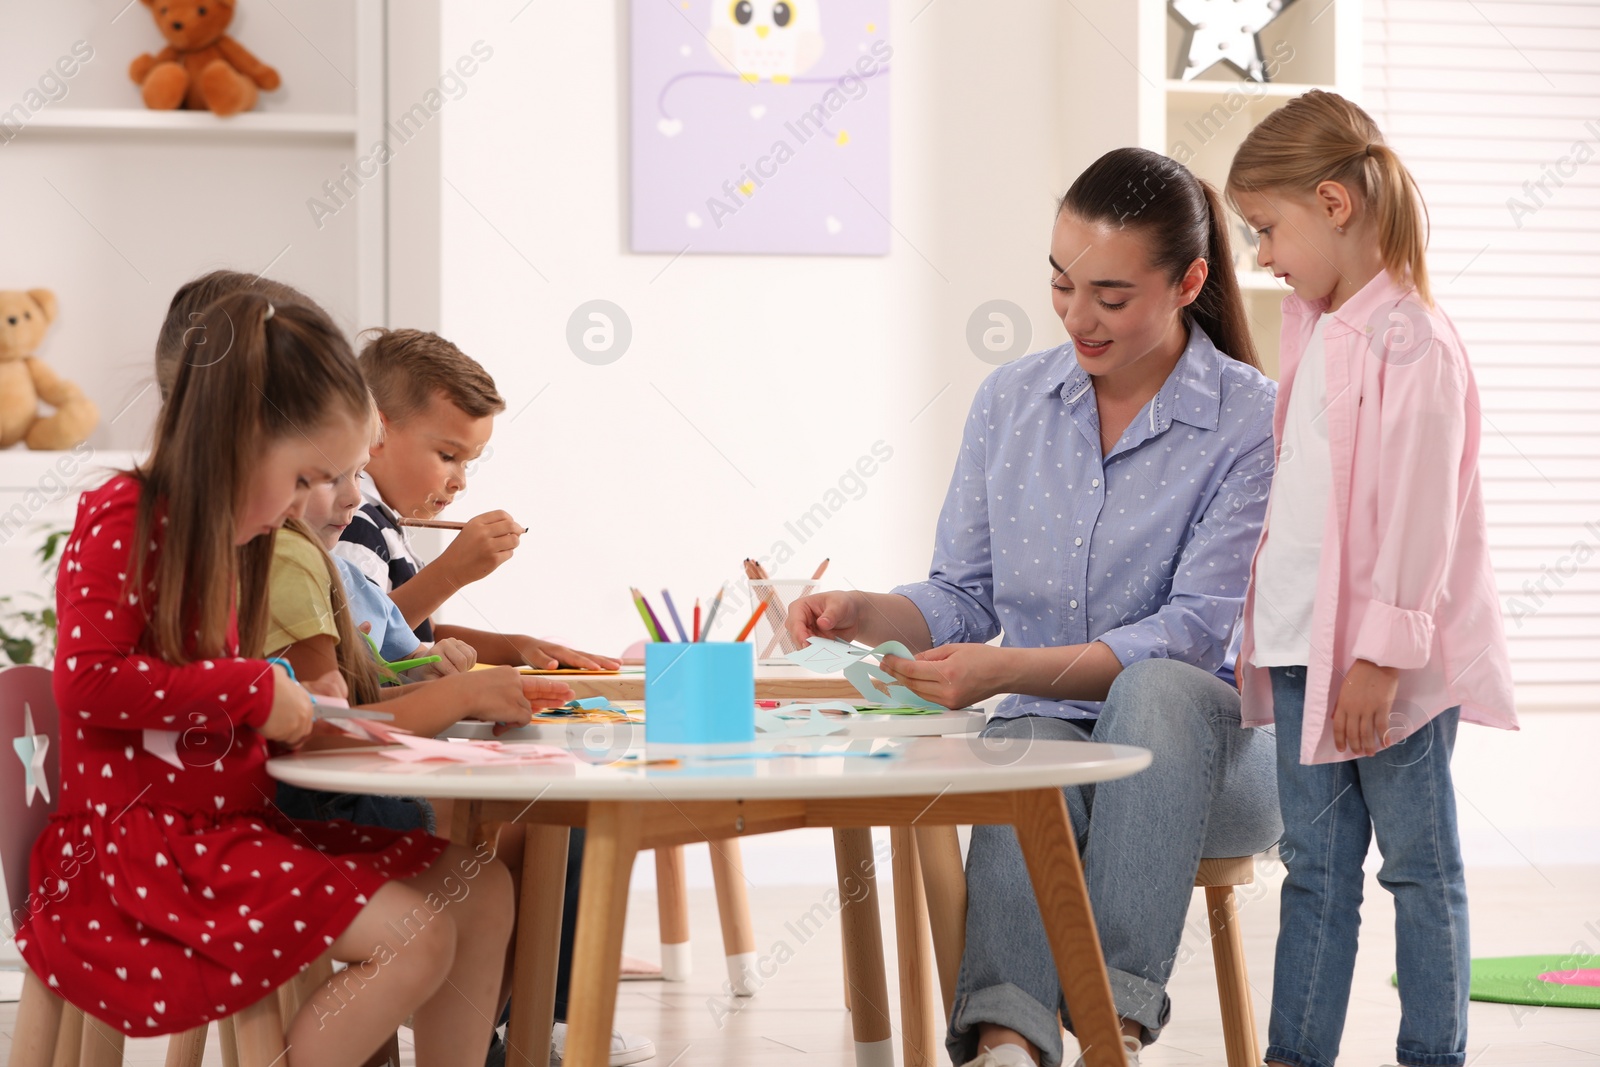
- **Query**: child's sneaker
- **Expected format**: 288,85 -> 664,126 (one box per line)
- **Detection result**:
1072,1033 -> 1142,1066
959,1045 -> 1037,1067
549,1022 -> 656,1065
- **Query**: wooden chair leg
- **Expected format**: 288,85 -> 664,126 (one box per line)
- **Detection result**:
833,827 -> 893,1067
78,1015 -> 125,1067
163,1023 -> 209,1067
506,825 -> 571,1067
10,969 -> 65,1067
914,822 -> 967,1024
707,837 -> 757,996
890,827 -> 939,1067
47,1003 -> 82,1067
1206,885 -> 1261,1067
840,926 -> 852,1012
654,845 -> 692,980
217,1015 -> 241,1067
1011,788 -> 1124,1067
564,803 -> 640,1067
231,987 -> 287,1067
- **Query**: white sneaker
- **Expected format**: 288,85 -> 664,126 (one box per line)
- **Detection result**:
1072,1034 -> 1142,1066
549,1021 -> 656,1065
960,1045 -> 1037,1067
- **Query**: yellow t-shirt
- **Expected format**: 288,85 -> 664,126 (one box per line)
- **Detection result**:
265,526 -> 340,656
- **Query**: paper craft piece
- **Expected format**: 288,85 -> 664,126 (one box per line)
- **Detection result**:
785,637 -> 948,710
12,703 -> 51,806
141,729 -> 185,771
378,734 -> 576,765
518,668 -> 624,676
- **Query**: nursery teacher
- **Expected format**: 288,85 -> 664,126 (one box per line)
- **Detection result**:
789,147 -> 1284,1067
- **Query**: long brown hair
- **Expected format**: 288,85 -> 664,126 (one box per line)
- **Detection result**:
155,271 -> 327,402
1226,89 -> 1431,305
274,520 -> 383,706
132,291 -> 371,664
1059,147 -> 1261,370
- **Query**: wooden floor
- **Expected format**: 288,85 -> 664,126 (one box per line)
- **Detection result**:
5,864 -> 1597,1065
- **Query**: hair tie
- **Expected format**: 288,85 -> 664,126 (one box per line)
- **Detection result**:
263,302 -> 276,322
1365,143 -> 1377,157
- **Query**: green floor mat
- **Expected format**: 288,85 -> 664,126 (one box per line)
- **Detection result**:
1391,955 -> 1600,1008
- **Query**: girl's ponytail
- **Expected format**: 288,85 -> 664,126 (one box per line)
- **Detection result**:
1227,89 -> 1432,305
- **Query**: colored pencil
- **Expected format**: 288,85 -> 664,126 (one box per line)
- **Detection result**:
734,603 -> 766,642
661,589 -> 690,642
811,558 -> 830,580
639,590 -> 672,642
630,588 -> 662,641
399,517 -> 528,534
701,584 -> 726,638
693,599 -> 702,643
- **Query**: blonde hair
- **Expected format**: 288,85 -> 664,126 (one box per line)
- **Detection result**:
275,520 -> 384,706
1227,90 -> 1432,305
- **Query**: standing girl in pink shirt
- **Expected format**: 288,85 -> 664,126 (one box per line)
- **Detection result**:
1227,90 -> 1517,1067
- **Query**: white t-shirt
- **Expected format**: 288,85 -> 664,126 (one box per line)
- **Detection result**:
1251,315 -> 1331,668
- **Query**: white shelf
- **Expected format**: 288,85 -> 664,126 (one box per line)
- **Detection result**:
18,108 -> 358,138
1164,78 -> 1339,99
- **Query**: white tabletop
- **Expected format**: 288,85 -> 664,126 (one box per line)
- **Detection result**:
439,706 -> 985,743
267,737 -> 1152,802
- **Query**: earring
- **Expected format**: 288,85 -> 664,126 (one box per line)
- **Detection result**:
1335,225 -> 1345,234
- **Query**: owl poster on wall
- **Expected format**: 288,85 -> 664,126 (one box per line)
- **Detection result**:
630,0 -> 892,255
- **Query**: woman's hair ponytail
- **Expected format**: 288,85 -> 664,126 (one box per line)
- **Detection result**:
1059,147 -> 1261,370
1227,89 -> 1431,305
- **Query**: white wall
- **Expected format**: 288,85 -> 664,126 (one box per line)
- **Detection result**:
432,0 -> 1068,655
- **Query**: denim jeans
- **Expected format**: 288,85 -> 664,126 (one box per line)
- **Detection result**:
948,659 -> 1282,1067
1266,666 -> 1469,1067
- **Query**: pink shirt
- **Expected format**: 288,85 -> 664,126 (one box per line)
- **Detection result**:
1239,270 -> 1518,764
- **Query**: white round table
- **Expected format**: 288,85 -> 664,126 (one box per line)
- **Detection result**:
269,737 -> 1150,1067
438,705 -> 985,743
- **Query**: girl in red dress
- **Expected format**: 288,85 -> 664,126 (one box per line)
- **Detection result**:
15,291 -> 517,1067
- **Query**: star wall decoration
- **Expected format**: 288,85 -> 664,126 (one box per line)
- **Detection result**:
1171,0 -> 1297,82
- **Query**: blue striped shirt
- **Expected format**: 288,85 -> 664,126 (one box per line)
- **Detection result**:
892,325 -> 1277,721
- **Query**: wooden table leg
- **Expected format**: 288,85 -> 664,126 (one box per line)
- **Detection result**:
564,802 -> 639,1067
506,825 -> 571,1067
832,827 -> 893,1067
914,823 -> 966,1026
707,837 -> 758,996
1012,788 -> 1126,1067
890,827 -> 939,1067
654,845 -> 693,980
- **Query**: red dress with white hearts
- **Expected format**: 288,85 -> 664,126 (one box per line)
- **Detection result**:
14,474 -> 448,1036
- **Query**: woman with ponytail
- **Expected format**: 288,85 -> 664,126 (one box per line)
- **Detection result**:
788,147 -> 1283,1066
1228,90 -> 1515,1067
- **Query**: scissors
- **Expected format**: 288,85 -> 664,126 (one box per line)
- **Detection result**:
359,631 -> 443,681
266,657 -> 394,721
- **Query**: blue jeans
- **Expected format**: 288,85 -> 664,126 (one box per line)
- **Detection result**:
948,659 -> 1282,1067
1266,666 -> 1469,1067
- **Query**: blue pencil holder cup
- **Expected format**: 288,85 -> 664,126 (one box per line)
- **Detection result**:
645,642 -> 755,756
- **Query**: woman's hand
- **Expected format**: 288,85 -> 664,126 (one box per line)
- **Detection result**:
786,590 -> 866,645
411,638 -> 477,679
878,643 -> 1013,710
260,662 -> 314,747
1331,658 -> 1399,757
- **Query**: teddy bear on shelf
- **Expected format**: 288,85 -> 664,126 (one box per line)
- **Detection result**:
0,290 -> 98,452
129,0 -> 280,117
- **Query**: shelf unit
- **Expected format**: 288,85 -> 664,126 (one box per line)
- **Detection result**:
17,108 -> 360,137
1132,0 -> 1365,377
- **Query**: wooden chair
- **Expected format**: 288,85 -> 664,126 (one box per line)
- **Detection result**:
910,826 -> 1265,1067
653,840 -> 758,993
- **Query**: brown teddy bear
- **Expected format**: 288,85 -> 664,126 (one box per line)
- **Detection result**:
0,290 -> 98,451
129,0 -> 280,117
